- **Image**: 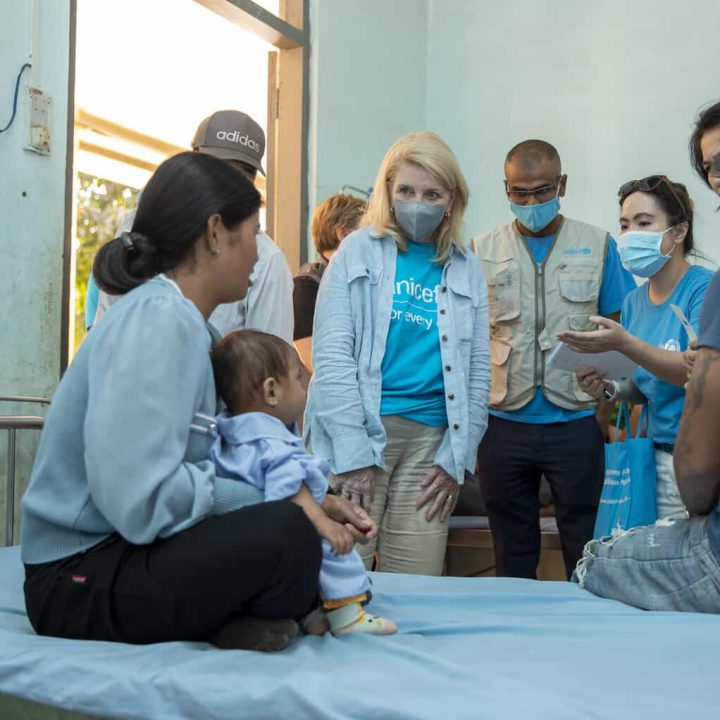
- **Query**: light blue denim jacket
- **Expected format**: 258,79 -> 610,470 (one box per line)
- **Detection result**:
305,227 -> 491,483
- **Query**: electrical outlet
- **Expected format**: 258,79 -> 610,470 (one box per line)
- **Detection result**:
25,87 -> 51,155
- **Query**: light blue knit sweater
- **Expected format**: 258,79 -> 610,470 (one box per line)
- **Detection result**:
21,276 -> 262,564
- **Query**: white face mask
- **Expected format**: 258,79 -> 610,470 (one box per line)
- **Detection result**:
616,228 -> 675,278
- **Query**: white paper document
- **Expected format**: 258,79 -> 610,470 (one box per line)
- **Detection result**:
547,342 -> 638,379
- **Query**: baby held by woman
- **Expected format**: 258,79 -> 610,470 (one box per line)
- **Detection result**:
208,329 -> 397,637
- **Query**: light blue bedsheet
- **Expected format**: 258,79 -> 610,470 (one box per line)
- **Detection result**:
0,545 -> 717,719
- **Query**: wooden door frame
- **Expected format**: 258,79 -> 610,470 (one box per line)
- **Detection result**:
63,0 -> 310,371
196,0 -> 310,272
60,0 -> 77,374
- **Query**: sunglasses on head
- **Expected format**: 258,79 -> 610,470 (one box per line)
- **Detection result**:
617,175 -> 687,219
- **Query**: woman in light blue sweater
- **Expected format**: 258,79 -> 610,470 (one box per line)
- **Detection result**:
20,152 -> 375,652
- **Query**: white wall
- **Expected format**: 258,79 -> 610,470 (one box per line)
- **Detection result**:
425,0 -> 720,261
0,0 -> 73,398
3,0 -> 719,390
308,0 -> 428,254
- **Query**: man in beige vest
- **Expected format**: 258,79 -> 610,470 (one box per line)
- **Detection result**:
472,140 -> 635,579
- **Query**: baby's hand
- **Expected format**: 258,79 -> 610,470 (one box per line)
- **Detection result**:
316,516 -> 355,555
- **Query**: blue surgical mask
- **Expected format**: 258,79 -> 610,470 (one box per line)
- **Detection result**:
393,200 -> 447,242
616,229 -> 674,278
510,195 -> 561,233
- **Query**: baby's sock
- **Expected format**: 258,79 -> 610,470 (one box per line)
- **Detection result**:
323,594 -> 397,636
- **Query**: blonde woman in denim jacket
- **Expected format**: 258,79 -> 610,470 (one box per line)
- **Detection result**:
305,132 -> 491,575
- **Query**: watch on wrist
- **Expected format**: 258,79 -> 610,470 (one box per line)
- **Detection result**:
602,381 -> 619,401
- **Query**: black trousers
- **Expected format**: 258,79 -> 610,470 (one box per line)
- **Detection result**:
476,414 -> 604,579
24,501 -> 322,644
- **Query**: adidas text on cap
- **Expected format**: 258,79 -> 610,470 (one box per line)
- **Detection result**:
192,110 -> 266,175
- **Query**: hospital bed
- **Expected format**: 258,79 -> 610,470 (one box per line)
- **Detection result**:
1,403 -> 717,719
0,543 -> 718,720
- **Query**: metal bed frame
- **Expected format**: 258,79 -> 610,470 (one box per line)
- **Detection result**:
0,396 -> 48,547
0,397 -> 98,719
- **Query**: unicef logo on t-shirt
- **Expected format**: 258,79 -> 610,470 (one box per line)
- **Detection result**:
395,278 -> 440,304
660,339 -> 681,352
389,278 -> 441,331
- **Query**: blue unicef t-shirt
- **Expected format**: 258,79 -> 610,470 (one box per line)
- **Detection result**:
491,234 -> 636,424
380,241 -> 447,426
622,264 -> 713,444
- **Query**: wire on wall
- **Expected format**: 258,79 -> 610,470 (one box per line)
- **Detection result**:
0,63 -> 32,134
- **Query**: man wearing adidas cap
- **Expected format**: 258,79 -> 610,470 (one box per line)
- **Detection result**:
193,110 -> 294,343
89,111 -> 293,343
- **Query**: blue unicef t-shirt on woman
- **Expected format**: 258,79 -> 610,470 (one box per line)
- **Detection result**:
622,264 -> 713,444
380,240 -> 447,426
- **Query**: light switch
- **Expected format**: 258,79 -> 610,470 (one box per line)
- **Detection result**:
25,86 -> 52,155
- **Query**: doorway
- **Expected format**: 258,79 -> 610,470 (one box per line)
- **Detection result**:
66,0 -> 308,358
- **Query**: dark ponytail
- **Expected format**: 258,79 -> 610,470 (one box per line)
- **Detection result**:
94,152 -> 261,295
93,231 -> 156,295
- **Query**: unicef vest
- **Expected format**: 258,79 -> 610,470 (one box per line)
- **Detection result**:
474,217 -> 609,412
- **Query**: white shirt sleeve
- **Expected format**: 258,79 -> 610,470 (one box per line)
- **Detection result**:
209,231 -> 294,342
94,289 -> 119,324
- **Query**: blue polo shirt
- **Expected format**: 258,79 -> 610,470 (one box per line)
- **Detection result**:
491,235 -> 636,424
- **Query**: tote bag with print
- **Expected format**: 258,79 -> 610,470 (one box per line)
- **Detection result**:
593,403 -> 657,538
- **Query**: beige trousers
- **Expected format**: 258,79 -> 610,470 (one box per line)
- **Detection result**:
356,415 -> 448,576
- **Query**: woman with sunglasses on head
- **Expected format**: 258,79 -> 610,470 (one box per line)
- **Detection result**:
569,105 -> 720,614
558,176 -> 713,520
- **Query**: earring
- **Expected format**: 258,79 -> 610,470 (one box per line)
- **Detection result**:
211,249 -> 220,257
444,210 -> 451,219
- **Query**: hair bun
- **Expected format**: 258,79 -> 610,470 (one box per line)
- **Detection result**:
119,231 -> 136,251
119,230 -> 151,250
